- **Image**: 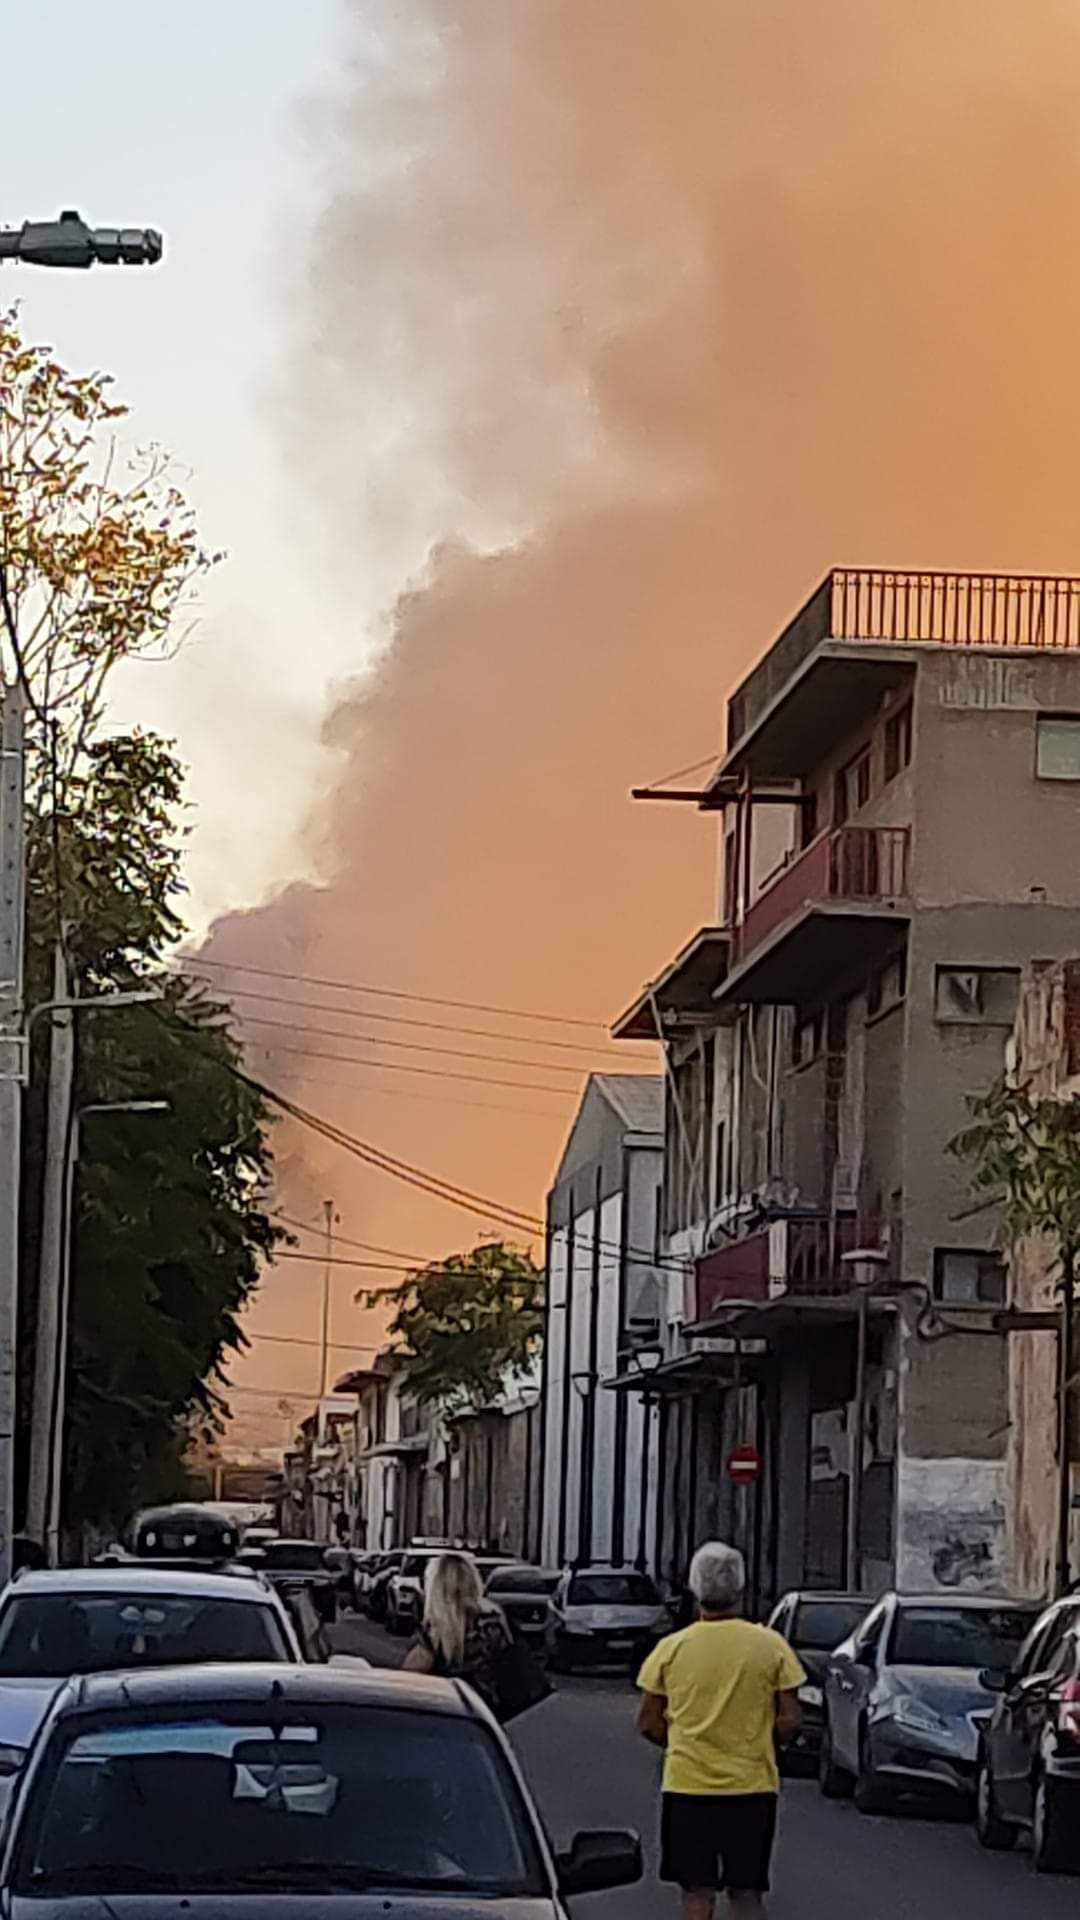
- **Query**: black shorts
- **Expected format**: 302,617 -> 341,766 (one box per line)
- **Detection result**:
660,1791 -> 778,1894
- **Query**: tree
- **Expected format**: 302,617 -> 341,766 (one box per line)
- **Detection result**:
359,1242 -> 543,1412
950,1077 -> 1080,1594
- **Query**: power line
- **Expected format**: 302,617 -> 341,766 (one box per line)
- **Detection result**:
231,1009 -> 595,1080
170,953 -> 611,1031
275,1214 -> 442,1267
171,974 -> 653,1063
245,1331 -> 379,1355
243,1035 -> 574,1099
637,746 -> 720,791
252,1064 -> 572,1121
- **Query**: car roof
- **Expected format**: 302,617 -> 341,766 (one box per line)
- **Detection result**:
781,1590 -> 867,1604
566,1564 -> 653,1576
57,1662 -> 478,1720
488,1564 -> 560,1578
890,1592 -> 1039,1610
7,1568 -> 281,1604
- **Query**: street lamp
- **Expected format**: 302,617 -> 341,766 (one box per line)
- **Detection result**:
39,1098 -> 169,1564
0,210 -> 162,269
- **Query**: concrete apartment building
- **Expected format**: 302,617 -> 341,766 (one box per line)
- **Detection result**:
537,1074 -> 664,1572
613,567 -> 1080,1605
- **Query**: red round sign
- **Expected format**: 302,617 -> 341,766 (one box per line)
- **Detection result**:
727,1444 -> 762,1485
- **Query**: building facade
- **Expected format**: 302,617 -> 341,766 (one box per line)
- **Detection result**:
537,1073 -> 664,1571
614,567 -> 1080,1604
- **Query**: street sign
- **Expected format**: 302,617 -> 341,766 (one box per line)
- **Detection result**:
727,1443 -> 762,1485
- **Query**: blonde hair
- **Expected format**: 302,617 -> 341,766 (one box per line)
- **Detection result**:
423,1551 -> 484,1668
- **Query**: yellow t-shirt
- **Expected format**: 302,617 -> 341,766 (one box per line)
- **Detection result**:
637,1618 -> 805,1796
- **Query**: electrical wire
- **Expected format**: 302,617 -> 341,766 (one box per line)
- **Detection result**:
636,747 -> 720,791
251,1063 -> 572,1121
167,952 -> 613,1031
230,1008 -> 597,1079
169,974 -> 653,1063
244,1034 -> 574,1098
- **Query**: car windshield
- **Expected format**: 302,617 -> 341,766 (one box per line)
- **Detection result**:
263,1544 -> 327,1572
889,1606 -> 1034,1669
0,1595 -> 288,1677
568,1574 -> 660,1606
792,1601 -> 868,1651
17,1707 -> 546,1897
487,1569 -> 560,1596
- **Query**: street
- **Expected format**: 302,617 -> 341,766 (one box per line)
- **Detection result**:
334,1613 -> 1080,1918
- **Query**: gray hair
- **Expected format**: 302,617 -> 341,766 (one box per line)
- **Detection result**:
688,1541 -> 745,1612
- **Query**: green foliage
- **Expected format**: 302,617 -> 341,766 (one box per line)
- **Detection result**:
949,1077 -> 1080,1258
18,729 -> 283,1534
359,1242 -> 543,1412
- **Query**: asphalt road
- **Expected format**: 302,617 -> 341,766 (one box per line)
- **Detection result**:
332,1611 -> 1080,1918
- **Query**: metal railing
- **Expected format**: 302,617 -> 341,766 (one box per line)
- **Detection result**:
830,568 -> 1080,650
736,826 -> 909,961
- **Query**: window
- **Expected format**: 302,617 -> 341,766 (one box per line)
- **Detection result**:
1037,716 -> 1080,780
933,1248 -> 1006,1307
567,1573 -> 660,1606
889,1606 -> 1034,1671
723,828 -> 737,924
713,1117 -> 727,1210
792,1011 -> 823,1069
0,1594 -> 290,1676
792,1599 -> 870,1652
884,702 -> 913,783
833,750 -> 872,826
18,1707 -> 544,1899
934,966 -> 1020,1026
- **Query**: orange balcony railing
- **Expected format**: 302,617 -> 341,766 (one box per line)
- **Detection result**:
736,826 -> 909,963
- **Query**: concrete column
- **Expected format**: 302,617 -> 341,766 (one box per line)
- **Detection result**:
775,1345 -> 812,1593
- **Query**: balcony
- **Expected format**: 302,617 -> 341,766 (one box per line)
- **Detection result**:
612,925 -> 730,1040
695,1214 -> 865,1320
717,826 -> 910,1009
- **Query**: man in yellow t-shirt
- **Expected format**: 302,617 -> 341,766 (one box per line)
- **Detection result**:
637,1541 -> 805,1918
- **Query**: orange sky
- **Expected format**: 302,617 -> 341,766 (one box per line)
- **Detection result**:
203,0 -> 1080,1445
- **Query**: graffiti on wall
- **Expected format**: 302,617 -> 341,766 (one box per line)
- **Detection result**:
896,1457 -> 1006,1592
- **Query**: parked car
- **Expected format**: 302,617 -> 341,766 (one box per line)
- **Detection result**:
819,1590 -> 1038,1813
0,1662 -> 642,1911
551,1566 -> 670,1672
0,1564 -> 303,1809
485,1564 -> 563,1657
240,1525 -> 280,1551
129,1502 -> 241,1563
385,1548 -> 448,1636
348,1549 -> 380,1612
975,1591 -> 1080,1872
366,1549 -> 406,1623
766,1590 -> 870,1769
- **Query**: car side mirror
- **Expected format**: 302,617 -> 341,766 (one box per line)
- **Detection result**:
978,1666 -> 1008,1694
556,1829 -> 642,1897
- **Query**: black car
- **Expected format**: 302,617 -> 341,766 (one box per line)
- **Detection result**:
976,1592 -> 1080,1873
237,1540 -> 339,1631
485,1565 -> 563,1656
766,1590 -> 869,1768
0,1662 -> 642,1913
367,1550 -> 406,1623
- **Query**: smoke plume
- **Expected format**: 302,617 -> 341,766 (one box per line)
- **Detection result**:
204,0 -> 1080,1429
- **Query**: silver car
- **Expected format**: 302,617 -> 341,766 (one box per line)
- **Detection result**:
0,1564 -> 303,1801
819,1590 -> 1038,1813
551,1566 -> 671,1672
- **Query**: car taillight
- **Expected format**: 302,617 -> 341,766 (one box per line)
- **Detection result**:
1057,1678 -> 1080,1741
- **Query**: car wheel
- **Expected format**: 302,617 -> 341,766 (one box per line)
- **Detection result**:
1032,1774 -> 1078,1875
818,1718 -> 854,1800
854,1729 -> 891,1815
975,1752 -> 1016,1852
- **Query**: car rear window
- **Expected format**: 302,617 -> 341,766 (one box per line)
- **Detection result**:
889,1606 -> 1034,1670
792,1600 -> 868,1651
263,1545 -> 327,1572
0,1595 -> 289,1676
568,1574 -> 660,1606
487,1570 -> 560,1596
17,1706 -> 546,1898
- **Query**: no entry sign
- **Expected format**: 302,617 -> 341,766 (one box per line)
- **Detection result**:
727,1443 -> 762,1485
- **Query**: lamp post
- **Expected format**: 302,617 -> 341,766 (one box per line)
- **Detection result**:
840,1248 -> 890,1594
0,210 -> 162,269
44,1098 -> 168,1564
630,1344 -> 664,1573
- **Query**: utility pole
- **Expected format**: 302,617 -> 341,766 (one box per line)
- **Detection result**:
27,943 -> 75,1548
0,689 -> 25,1589
319,1199 -> 335,1400
1058,1243 -> 1076,1597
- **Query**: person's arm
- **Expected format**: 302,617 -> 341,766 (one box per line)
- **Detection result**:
775,1687 -> 801,1747
637,1690 -> 669,1747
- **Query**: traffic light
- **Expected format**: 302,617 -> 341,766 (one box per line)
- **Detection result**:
0,210 -> 162,269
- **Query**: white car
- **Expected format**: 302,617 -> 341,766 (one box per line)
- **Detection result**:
385,1548 -> 448,1635
0,1564 -> 304,1797
551,1566 -> 672,1672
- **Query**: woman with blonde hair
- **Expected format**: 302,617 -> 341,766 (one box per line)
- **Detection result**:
403,1551 -> 511,1709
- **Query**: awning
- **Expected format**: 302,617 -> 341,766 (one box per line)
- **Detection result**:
358,1434 -> 430,1461
612,926 -> 730,1041
602,1350 -> 759,1396
685,1294 -> 896,1342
